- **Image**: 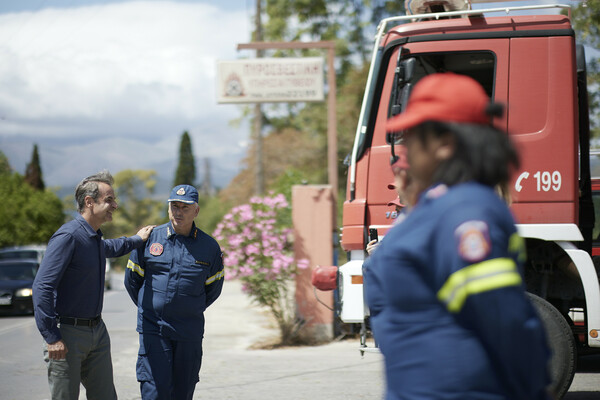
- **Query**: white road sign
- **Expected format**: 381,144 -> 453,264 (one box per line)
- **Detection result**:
216,57 -> 325,103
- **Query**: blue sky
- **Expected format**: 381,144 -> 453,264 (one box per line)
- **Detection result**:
0,0 -> 254,195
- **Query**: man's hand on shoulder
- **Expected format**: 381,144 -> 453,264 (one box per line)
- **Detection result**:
136,225 -> 156,241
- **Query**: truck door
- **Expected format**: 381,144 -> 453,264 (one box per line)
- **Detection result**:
367,40 -> 509,229
507,35 -> 579,224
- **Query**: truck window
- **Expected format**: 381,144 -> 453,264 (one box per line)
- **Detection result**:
593,185 -> 600,254
388,51 -> 495,125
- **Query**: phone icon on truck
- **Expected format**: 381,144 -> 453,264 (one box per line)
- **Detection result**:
515,172 -> 529,192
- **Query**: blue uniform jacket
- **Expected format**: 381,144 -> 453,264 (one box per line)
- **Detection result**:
364,182 -> 551,400
125,222 -> 224,342
33,215 -> 144,344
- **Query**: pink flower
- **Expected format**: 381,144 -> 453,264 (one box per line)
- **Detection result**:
228,234 -> 244,247
216,193 -> 303,303
245,244 -> 260,255
297,259 -> 310,270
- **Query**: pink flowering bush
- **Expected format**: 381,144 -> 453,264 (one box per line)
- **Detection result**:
213,193 -> 310,344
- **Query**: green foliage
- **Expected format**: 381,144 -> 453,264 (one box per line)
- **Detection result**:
234,1 -> 397,202
268,167 -> 309,203
0,172 -> 64,247
195,194 -> 232,235
24,144 -> 45,190
103,169 -> 166,268
0,151 -> 11,174
267,168 -> 312,227
213,193 -> 309,345
367,0 -> 407,27
173,131 -> 196,186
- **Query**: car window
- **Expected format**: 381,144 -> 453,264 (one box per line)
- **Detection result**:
0,263 -> 38,280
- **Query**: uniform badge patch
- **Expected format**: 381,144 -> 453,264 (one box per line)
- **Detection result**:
149,242 -> 164,256
455,220 -> 491,263
176,187 -> 186,195
426,184 -> 448,199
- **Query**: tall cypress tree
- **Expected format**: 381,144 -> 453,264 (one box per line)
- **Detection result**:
173,131 -> 196,187
0,150 -> 11,175
25,144 -> 45,190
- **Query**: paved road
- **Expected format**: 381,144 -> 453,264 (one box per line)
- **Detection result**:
0,273 -> 599,399
0,274 -> 383,400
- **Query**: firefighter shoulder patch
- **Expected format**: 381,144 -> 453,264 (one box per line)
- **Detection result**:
149,242 -> 164,256
455,220 -> 491,263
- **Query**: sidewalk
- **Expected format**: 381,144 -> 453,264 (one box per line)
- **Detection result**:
200,279 -> 385,399
107,276 -> 385,400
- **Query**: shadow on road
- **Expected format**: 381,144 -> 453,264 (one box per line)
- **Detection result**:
577,354 -> 600,373
564,393 -> 600,400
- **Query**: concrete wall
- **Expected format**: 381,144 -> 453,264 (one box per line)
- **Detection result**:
292,184 -> 334,343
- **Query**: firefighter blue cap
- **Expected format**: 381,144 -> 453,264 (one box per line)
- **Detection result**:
167,184 -> 198,204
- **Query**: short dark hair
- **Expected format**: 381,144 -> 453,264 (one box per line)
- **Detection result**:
412,121 -> 520,188
75,170 -> 114,213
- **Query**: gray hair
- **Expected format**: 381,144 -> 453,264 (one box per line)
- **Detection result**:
75,170 -> 114,213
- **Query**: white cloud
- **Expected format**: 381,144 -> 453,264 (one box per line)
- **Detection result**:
0,1 -> 251,191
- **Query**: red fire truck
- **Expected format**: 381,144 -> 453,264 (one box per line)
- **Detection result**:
318,0 -> 597,397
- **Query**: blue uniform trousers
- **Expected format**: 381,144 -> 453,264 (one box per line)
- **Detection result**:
137,333 -> 203,400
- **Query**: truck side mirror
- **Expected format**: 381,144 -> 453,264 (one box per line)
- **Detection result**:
401,57 -> 416,82
391,57 -> 416,116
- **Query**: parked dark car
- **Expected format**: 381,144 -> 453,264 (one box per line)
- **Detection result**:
0,259 -> 39,315
0,244 -> 113,290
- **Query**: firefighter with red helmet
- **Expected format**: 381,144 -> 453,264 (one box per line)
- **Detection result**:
363,73 -> 552,399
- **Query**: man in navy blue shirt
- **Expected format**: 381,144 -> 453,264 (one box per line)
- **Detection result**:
33,170 -> 155,400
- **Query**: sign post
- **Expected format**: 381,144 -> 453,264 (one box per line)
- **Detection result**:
231,41 -> 338,230
216,57 -> 325,103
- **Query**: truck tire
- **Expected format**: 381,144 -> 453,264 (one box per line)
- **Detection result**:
526,292 -> 576,399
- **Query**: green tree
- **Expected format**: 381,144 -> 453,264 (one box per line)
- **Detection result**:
104,169 -> 165,237
103,169 -> 166,268
195,195 -> 231,234
0,172 -> 64,247
0,150 -> 11,175
24,144 -> 45,190
262,1 -> 405,75
571,0 -> 600,138
224,1 -> 405,206
173,131 -> 196,186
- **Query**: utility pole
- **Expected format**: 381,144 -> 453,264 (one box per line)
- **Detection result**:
200,157 -> 214,196
253,0 -> 265,196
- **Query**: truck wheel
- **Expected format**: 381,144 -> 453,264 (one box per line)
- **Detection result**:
526,292 -> 576,399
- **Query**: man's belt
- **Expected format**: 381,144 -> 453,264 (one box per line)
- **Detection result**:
57,315 -> 101,327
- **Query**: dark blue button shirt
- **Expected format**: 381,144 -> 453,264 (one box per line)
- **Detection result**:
125,222 -> 224,342
33,215 -> 143,344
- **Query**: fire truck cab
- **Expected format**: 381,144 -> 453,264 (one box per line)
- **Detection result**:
326,1 -> 597,398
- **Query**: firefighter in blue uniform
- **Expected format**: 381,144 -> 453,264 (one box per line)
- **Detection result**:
125,184 -> 224,400
364,73 -> 552,400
